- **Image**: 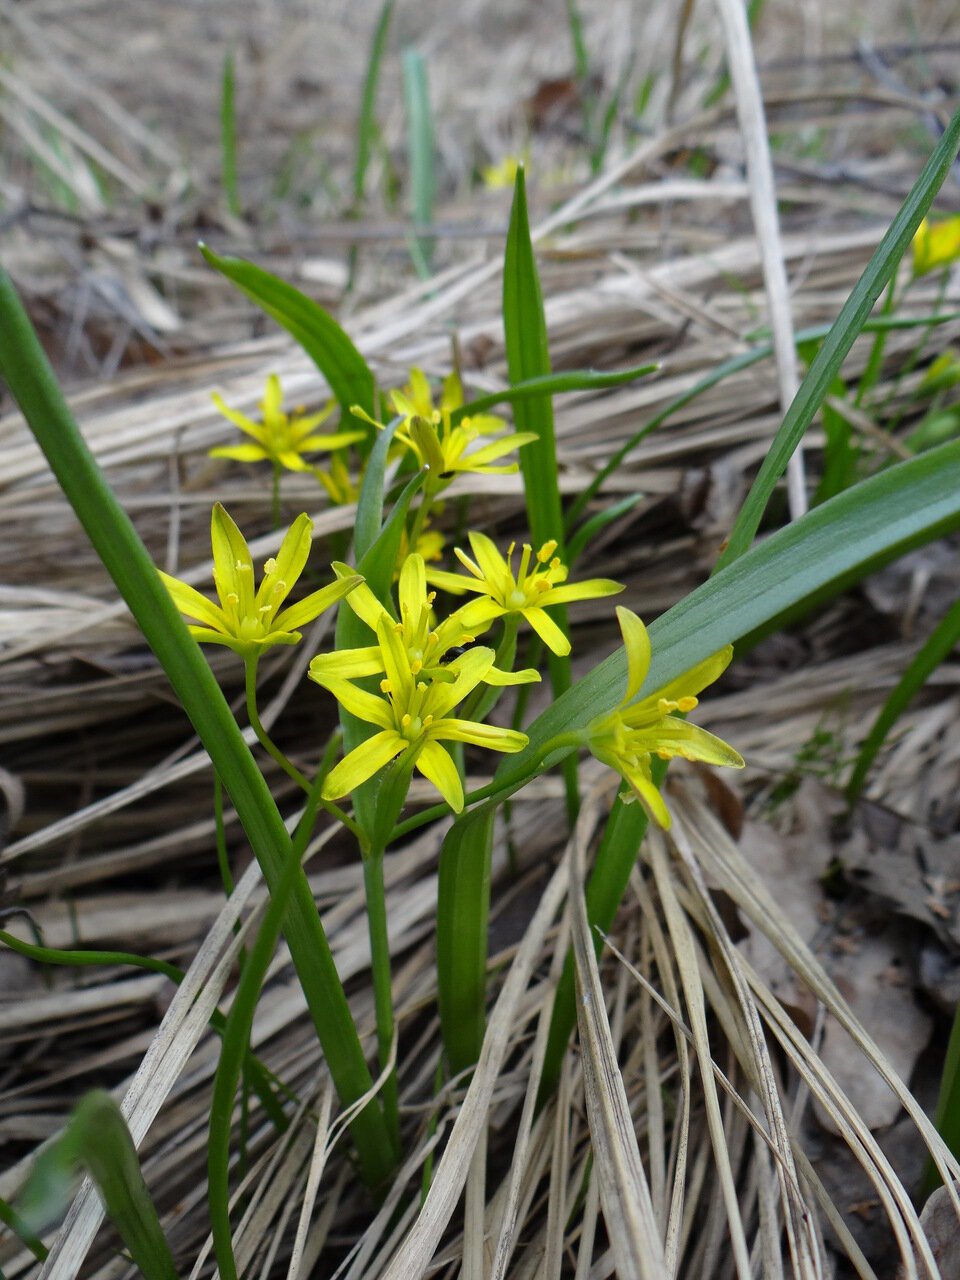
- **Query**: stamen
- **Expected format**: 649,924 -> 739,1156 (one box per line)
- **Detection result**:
678,696 -> 699,712
401,713 -> 412,728
517,544 -> 533,583
380,679 -> 392,694
422,714 -> 433,728
538,540 -> 558,563
226,592 -> 240,606
263,558 -> 277,575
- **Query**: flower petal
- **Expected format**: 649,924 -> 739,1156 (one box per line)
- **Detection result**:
427,646 -> 495,717
640,719 -> 744,769
466,531 -> 509,591
273,574 -> 361,632
425,568 -> 484,597
256,513 -> 312,612
622,766 -> 672,829
482,664 -> 541,686
376,613 -> 415,706
211,504 -> 254,615
521,605 -> 570,656
332,564 -> 385,634
323,730 -> 405,800
209,444 -> 270,463
159,571 -> 227,632
617,607 -> 651,706
211,394 -> 268,445
434,719 -> 528,752
261,373 -> 283,421
460,432 -> 538,468
625,646 -> 734,720
415,740 -> 464,812
398,553 -> 427,627
541,578 -> 624,607
308,646 -> 382,680
314,676 -> 394,729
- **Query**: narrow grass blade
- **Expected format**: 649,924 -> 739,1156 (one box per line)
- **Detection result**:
565,493 -> 643,566
353,1 -> 394,206
846,595 -> 960,804
716,103 -> 960,570
354,416 -> 401,564
0,270 -> 394,1189
0,1196 -> 47,1262
199,246 -> 376,433
220,50 -> 240,217
453,362 -> 658,422
436,805 -> 495,1075
503,166 -> 577,814
402,48 -> 434,271
18,1092 -> 178,1280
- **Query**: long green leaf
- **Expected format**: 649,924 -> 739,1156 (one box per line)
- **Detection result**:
18,1092 -> 178,1280
436,805 -> 495,1076
0,270 -> 393,1189
503,165 -> 578,818
402,48 -> 434,271
716,103 -> 960,570
353,1 -> 394,206
200,246 -> 376,432
846,595 -> 960,804
220,51 -> 240,218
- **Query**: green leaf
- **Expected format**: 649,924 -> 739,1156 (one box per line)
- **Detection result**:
402,48 -> 434,271
503,165 -> 578,816
352,1 -> 394,206
846,595 -> 960,804
0,269 -> 394,1190
18,1092 -> 178,1280
436,805 -> 495,1076
199,246 -> 376,432
452,362 -> 658,423
716,103 -> 960,570
220,50 -> 240,218
354,416 -> 401,563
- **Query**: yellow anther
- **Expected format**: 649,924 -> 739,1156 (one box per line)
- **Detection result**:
263,558 -> 277,575
380,679 -> 392,694
236,560 -> 252,573
657,698 -> 679,714
401,713 -> 412,728
394,622 -> 404,634
226,592 -> 240,606
411,659 -> 423,675
677,696 -> 699,712
538,539 -> 558,562
549,557 -> 562,571
534,579 -> 550,594
422,714 -> 434,728
417,681 -> 428,693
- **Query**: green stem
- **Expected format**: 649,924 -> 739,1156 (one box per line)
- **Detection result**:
363,850 -> 400,1158
271,463 -> 282,529
213,773 -> 235,897
406,487 -> 433,563
244,658 -> 311,792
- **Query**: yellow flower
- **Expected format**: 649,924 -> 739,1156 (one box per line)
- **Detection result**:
160,504 -> 361,659
913,215 -> 960,277
309,553 -> 540,688
587,607 -> 743,828
481,155 -> 523,190
316,612 -> 528,812
352,367 -> 536,493
211,374 -> 365,474
396,512 -> 444,569
427,531 -> 624,656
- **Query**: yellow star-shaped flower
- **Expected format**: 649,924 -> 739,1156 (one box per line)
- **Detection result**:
913,215 -> 960,277
427,531 -> 624,656
315,612 -> 528,812
587,607 -> 744,828
211,374 -> 365,474
160,504 -> 361,659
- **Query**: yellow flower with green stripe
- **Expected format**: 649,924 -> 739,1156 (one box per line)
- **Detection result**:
427,532 -> 624,656
160,504 -> 361,659
588,607 -> 744,828
211,374 -> 364,474
316,612 -> 528,812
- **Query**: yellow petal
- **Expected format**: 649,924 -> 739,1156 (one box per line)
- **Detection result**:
261,373 -> 284,422
211,504 -> 254,616
376,612 -> 415,706
209,444 -> 270,463
426,646 -> 495,718
434,719 -> 528,752
323,730 -> 405,800
273,574 -> 361,632
616,607 -> 651,705
415,740 -> 464,812
398,553 -> 427,626
314,676 -> 394,730
543,578 -> 624,607
211,393 -> 268,445
159,571 -> 226,632
466,531 -> 508,590
308,645 -> 382,680
521,605 -> 570,656
255,513 -> 312,612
